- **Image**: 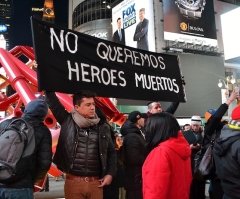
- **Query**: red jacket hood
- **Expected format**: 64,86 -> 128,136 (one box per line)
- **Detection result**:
160,132 -> 191,160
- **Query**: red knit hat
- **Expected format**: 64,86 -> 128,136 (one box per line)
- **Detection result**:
231,106 -> 240,120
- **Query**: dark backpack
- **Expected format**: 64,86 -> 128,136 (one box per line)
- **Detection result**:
0,118 -> 35,183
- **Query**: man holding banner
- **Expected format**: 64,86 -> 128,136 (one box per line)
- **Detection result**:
44,90 -> 116,199
144,101 -> 179,142
31,15 -> 187,198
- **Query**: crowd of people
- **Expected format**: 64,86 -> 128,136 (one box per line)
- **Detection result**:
0,88 -> 240,199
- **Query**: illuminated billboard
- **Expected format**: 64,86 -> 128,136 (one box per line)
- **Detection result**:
112,0 -> 155,52
221,7 -> 240,62
163,0 -> 217,47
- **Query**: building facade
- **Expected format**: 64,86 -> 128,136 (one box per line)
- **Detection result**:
0,0 -> 13,50
70,0 -> 123,41
67,0 -> 240,118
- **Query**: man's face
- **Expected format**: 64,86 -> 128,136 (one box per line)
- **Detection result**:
139,11 -> 145,21
184,125 -> 191,131
117,19 -> 121,29
149,102 -> 162,114
74,97 -> 95,118
191,124 -> 200,132
138,118 -> 145,128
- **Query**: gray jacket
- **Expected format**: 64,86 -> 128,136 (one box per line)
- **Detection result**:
213,124 -> 240,198
133,18 -> 149,51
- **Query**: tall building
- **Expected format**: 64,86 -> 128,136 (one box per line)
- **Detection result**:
0,0 -> 13,50
70,0 -> 123,41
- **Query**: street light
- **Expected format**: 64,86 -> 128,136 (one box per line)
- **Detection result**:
218,78 -> 230,104
218,79 -> 228,88
218,75 -> 236,88
230,75 -> 236,84
226,75 -> 236,84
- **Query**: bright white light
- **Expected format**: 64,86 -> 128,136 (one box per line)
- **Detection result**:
231,78 -> 236,84
107,5 -> 111,9
218,79 -> 228,88
0,34 -> 6,50
221,7 -> 240,61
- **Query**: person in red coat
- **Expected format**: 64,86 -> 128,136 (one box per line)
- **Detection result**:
142,112 -> 192,199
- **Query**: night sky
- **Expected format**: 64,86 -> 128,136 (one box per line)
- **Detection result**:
10,0 -> 68,48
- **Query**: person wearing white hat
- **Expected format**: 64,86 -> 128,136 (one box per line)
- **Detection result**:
183,115 -> 205,199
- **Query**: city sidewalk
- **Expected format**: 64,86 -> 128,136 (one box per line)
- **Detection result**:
34,176 -> 65,199
34,176 -> 210,199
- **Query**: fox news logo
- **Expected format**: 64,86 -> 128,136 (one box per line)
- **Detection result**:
122,3 -> 136,29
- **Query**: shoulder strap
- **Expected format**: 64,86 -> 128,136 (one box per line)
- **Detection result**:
203,130 -> 217,148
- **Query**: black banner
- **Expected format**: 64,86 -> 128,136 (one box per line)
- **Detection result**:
31,17 -> 185,102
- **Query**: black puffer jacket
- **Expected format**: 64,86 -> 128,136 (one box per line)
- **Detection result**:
120,120 -> 146,190
45,91 -> 116,177
213,125 -> 240,198
0,117 -> 52,188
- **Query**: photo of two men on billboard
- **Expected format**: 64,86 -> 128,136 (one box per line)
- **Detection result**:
112,8 -> 149,51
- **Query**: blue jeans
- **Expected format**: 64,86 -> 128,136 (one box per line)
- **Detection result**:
0,188 -> 34,199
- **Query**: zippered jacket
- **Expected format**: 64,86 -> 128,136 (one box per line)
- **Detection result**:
45,91 -> 116,177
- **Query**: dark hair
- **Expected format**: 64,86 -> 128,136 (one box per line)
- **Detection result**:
117,17 -> 121,22
147,101 -> 154,106
183,124 -> 190,129
73,90 -> 96,106
144,112 -> 180,157
147,101 -> 160,110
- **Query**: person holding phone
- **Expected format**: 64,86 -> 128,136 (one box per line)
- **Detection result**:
183,115 -> 205,199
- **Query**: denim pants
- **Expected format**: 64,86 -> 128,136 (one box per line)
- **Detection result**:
64,179 -> 103,199
0,188 -> 34,199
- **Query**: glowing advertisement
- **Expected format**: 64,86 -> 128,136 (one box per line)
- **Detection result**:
112,0 -> 155,52
163,0 -> 217,46
221,7 -> 240,61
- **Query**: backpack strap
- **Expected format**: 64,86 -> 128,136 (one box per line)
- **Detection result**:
5,118 -> 32,130
0,118 -> 15,135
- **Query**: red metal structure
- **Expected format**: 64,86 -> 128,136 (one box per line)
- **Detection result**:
0,46 -> 126,191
